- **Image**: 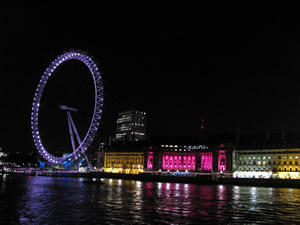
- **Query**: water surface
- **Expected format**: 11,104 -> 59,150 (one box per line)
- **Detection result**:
1,174 -> 300,224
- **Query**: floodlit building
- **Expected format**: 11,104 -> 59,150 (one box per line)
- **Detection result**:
115,110 -> 146,142
103,142 -> 146,174
232,131 -> 300,179
146,144 -> 230,173
101,136 -> 232,175
233,148 -> 300,179
104,152 -> 144,174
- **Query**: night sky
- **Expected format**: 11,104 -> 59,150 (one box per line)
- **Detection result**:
1,2 -> 300,153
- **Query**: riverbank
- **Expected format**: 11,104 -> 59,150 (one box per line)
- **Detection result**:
3,171 -> 300,188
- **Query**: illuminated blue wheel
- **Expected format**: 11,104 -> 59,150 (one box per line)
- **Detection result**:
31,51 -> 104,165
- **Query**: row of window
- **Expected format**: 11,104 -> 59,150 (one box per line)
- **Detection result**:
239,161 -> 300,166
239,168 -> 300,172
240,155 -> 299,160
106,156 -> 143,160
106,160 -> 143,164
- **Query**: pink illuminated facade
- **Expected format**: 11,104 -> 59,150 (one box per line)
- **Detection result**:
103,140 -> 233,174
218,150 -> 226,171
200,152 -> 212,171
147,152 -> 153,170
162,153 -> 196,171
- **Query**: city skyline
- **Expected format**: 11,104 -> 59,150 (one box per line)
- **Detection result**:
2,2 -> 300,153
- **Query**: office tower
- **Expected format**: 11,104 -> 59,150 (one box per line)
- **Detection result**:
116,110 -> 146,142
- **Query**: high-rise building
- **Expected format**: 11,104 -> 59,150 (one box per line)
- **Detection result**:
116,110 -> 146,142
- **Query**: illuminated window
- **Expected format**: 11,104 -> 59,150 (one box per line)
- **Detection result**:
258,161 -> 261,166
296,156 -> 299,159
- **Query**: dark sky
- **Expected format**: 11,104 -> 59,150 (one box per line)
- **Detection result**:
2,1 -> 300,153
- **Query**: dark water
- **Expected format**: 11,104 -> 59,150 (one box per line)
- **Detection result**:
1,174 -> 300,224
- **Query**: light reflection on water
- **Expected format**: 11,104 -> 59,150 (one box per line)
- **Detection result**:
1,174 -> 300,224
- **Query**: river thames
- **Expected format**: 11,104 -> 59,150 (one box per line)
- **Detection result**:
1,174 -> 300,224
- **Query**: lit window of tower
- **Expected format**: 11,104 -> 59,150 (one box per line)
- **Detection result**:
116,110 -> 146,142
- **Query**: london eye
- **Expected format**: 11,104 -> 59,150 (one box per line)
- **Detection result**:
31,51 -> 104,169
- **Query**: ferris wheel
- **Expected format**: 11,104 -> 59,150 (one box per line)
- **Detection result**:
31,51 -> 104,167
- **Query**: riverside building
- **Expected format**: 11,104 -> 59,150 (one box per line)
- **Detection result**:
101,131 -> 300,179
232,131 -> 300,179
102,142 -> 146,174
101,136 -> 233,175
233,148 -> 300,179
145,143 -> 231,174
